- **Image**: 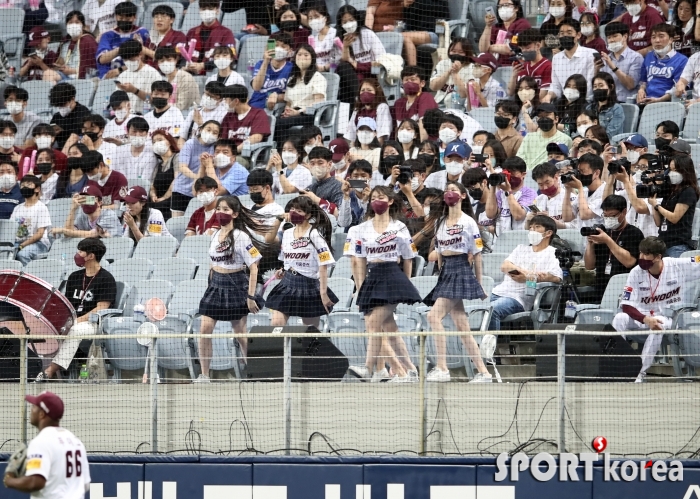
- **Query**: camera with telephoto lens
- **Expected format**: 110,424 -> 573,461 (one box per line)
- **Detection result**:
555,157 -> 579,170
397,165 -> 412,185
636,181 -> 671,199
488,170 -> 512,187
555,247 -> 581,270
581,224 -> 606,237
560,170 -> 580,184
607,158 -> 631,175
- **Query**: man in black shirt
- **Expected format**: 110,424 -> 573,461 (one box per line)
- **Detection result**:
48,82 -> 91,150
583,194 -> 645,297
36,238 -> 116,382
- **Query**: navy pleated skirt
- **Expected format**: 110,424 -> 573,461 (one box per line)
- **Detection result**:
356,262 -> 421,314
199,271 -> 250,322
265,270 -> 339,317
423,254 -> 486,306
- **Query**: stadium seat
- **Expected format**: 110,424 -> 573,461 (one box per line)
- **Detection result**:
325,311 -> 367,368
557,229 -> 584,254
128,178 -> 152,192
396,276 -> 437,317
2,36 -> 25,78
190,318 -> 245,378
1,260 -> 23,272
468,0 -> 497,45
166,216 -> 188,244
305,72 -> 340,142
0,219 -> 16,260
374,32 -> 404,105
500,282 -> 561,329
249,115 -> 277,166
620,103 -> 640,134
152,257 -> 197,286
670,311 -> 700,377
328,277 -> 355,310
22,80 -> 54,113
492,67 -> 513,89
247,312 -> 271,331
47,198 -> 74,230
637,103 -> 685,143
168,277 -> 208,318
177,235 -> 211,270
221,9 -> 246,35
184,197 -> 203,219
101,316 -> 149,380
153,316 -> 197,380
683,103 -> 700,142
92,79 -> 119,113
102,237 -> 134,263
236,35 -> 269,74
331,232 -> 346,260
109,258 -> 154,286
275,192 -> 298,209
574,273 -> 629,325
238,194 -> 252,208
0,8 -> 25,37
25,259 -> 65,288
326,0 -> 345,24
492,230 -> 528,254
330,256 -> 352,280
346,0 -> 369,10
123,279 -> 175,313
132,235 -> 178,261
414,255 -> 425,277
71,79 -> 97,109
418,0 -> 470,53
468,108 -> 497,133
141,1 -> 184,30
47,237 -> 82,260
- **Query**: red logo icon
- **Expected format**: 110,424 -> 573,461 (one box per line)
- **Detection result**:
592,436 -> 607,452
645,460 -> 653,469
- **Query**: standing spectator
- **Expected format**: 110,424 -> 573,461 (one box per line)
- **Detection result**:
206,46 -> 245,87
83,0 -> 120,38
52,185 -> 122,238
579,12 -> 607,53
80,150 -> 127,208
345,78 -> 393,143
527,161 -> 578,229
464,53 -> 504,110
600,22 -> 644,104
48,83 -> 91,149
393,66 -> 437,127
220,84 -> 271,155
247,168 -> 284,219
183,82 -> 228,141
114,41 -> 163,115
267,138 -> 313,195
365,0 -> 403,32
671,0 -> 700,57
307,5 -> 340,72
184,0 -> 236,76
506,28 -> 551,99
479,0 -> 531,66
620,0 -> 665,55
430,37 -> 476,108
401,0 -> 449,67
54,11 -> 98,80
96,1 -> 150,78
142,4 -> 186,61
0,161 -> 21,219
516,104 -> 573,169
275,5 -> 311,50
144,80 -> 185,146
424,140 -> 470,191
11,175 -> 51,266
544,19 -> 596,102
638,23 -> 688,104
3,86 -> 41,148
250,33 -> 294,110
102,90 -> 134,145
113,117 -> 157,182
33,149 -> 59,202
150,130 -> 179,220
199,138 -> 249,196
155,47 -> 200,113
494,100 -> 523,158
588,73 -> 624,139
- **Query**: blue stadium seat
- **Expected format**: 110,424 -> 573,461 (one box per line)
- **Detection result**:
102,237 -> 134,262
132,236 -> 178,261
166,216 -> 188,244
109,258 -> 154,286
25,258 -> 65,287
152,257 -> 197,286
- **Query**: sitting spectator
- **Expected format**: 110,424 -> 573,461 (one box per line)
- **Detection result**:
349,117 -> 382,171
562,152 -> 606,230
600,22 -> 644,104
144,80 -> 185,146
672,0 -> 700,57
395,158 -> 428,218
185,176 -> 219,236
150,130 -> 179,220
394,66 -> 438,126
620,0 -> 664,55
583,193 -> 644,297
96,1 -> 150,78
267,138 -> 313,194
482,139 -> 508,173
172,120 -> 220,216
378,140 -> 405,182
479,0 -> 531,65
486,156 -> 536,234
184,0 -> 235,76
0,120 -> 22,166
488,215 -> 562,331
142,4 -> 186,61
11,174 -> 50,266
400,0 -> 449,66
52,184 -> 122,238
247,169 -> 284,219
80,149 -> 127,208
338,159 -> 374,229
276,5 -> 311,50
155,47 -> 200,113
335,5 -> 386,104
115,41 -> 163,115
365,0 -> 403,33
20,27 -> 58,82
462,167 -> 493,229
574,109 -> 598,140
33,149 -> 59,202
49,83 -> 91,150
275,44 -> 327,144
300,126 -> 324,161
120,186 -> 171,241
396,119 -> 420,159
3,87 -> 41,149
328,138 -> 351,180
494,100 -> 523,158
183,82 -> 228,141
544,19 -> 596,102
653,120 -> 680,151
584,124 -> 610,146
113,117 -> 157,182
302,146 -> 344,212
80,114 -> 119,169
0,161 -> 21,219
102,90 -> 134,145
638,23 -> 688,103
546,142 -> 569,164
465,53 -> 503,110
224,0 -> 273,39
516,103 -> 573,169
199,138 -> 249,196
220,84 -> 271,164
307,5 -> 340,72
538,0 -> 571,51
588,73 -> 624,139
675,42 -> 700,104
425,140 -> 470,190
579,12 -> 607,53
345,78 -> 392,143
527,161 -> 578,229
433,113 -> 465,166
250,33 -> 294,110
430,37 -> 476,108
56,143 -> 98,198
83,0 -> 120,38
206,46 -> 245,87
554,74 -> 587,136
506,28 -> 551,99
514,76 -> 542,132
576,138 -> 603,157
34,238 -> 116,382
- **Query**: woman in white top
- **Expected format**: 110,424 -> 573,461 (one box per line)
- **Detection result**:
429,37 -> 476,108
196,196 -> 269,383
274,44 -> 327,145
34,148 -> 59,203
307,5 -> 340,71
423,181 -> 492,383
206,46 -> 245,87
265,196 -> 338,327
348,116 -> 381,172
267,138 -> 314,194
346,186 -> 422,383
344,78 -> 392,143
121,186 -> 172,241
396,119 -> 421,160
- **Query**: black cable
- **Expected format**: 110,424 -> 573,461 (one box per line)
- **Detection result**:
307,431 -> 341,455
0,439 -> 20,451
135,442 -> 150,453
184,420 -> 202,455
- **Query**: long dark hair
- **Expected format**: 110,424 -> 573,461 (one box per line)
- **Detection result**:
287,195 -> 333,247
124,201 -> 152,242
353,78 -> 387,112
365,185 -> 404,221
593,72 -> 619,111
336,5 -> 366,38
216,196 -> 270,253
379,140 -> 405,179
670,155 -> 700,198
287,44 -> 318,87
673,0 -> 695,29
515,76 -> 541,109
495,0 -> 525,23
483,139 -> 508,169
417,140 -> 440,175
426,181 -> 475,232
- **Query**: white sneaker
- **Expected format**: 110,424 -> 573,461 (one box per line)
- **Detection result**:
426,368 -> 451,382
469,372 -> 493,383
348,365 -> 370,379
388,374 -> 412,383
371,368 -> 390,382
193,374 -> 211,383
407,369 -> 419,381
34,371 -> 49,383
635,372 -> 647,383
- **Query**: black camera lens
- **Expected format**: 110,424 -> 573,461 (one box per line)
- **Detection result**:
488,173 -> 506,187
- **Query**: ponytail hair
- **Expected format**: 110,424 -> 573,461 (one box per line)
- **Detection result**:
287,195 -> 333,247
365,185 -> 404,221
216,196 -> 270,252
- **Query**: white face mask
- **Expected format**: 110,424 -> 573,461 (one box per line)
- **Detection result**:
603,216 -> 622,230
114,108 -> 128,121
423,206 -> 430,216
57,105 -> 72,117
199,9 -> 217,23
397,129 -> 415,144
332,159 -> 346,170
498,6 -> 515,19
342,21 -> 358,34
581,26 -> 594,37
577,124 -> 592,138
563,88 -> 580,101
607,41 -> 624,53
312,166 -> 329,180
282,151 -> 298,165
0,173 -> 15,190
669,171 -> 684,184
439,128 -> 458,144
5,102 -> 22,115
528,230 -> 544,246
357,130 -> 375,145
627,150 -> 640,164
67,22 -> 83,38
200,131 -> 217,144
445,161 -> 464,176
655,44 -> 672,57
625,3 -> 642,16
158,61 -> 176,74
197,191 -> 216,205
304,144 -> 316,155
88,173 -> 101,182
35,136 -> 52,149
214,58 -> 231,70
411,177 -> 421,191
0,136 -> 14,149
549,5 -> 566,17
309,17 -> 326,33
518,89 -> 535,102
274,47 -> 289,60
130,135 -> 146,148
214,153 -> 232,168
200,94 -> 218,110
124,59 -> 140,72
153,140 -> 170,155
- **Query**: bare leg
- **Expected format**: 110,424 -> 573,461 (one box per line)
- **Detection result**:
42,69 -> 62,83
427,298 -> 457,371
384,309 -> 416,372
271,310 -> 289,327
232,318 -> 248,359
402,31 -> 432,66
451,301 -> 488,373
366,305 -> 406,376
198,316 -> 217,376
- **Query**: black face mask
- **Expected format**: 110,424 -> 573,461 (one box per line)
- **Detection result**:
67,157 -> 84,170
381,155 -> 400,173
468,188 -> 483,201
593,89 -> 609,102
448,54 -> 469,63
279,21 -> 298,31
151,97 -> 168,109
20,187 -> 36,199
538,117 -> 555,132
520,50 -> 537,61
558,36 -> 576,51
84,131 -> 99,142
494,116 -> 511,129
417,153 -> 435,168
117,20 -> 133,32
35,163 -> 52,175
250,191 -> 265,205
655,137 -> 671,150
579,173 -> 594,187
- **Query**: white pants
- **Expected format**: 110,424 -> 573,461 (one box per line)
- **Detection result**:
52,322 -> 97,370
612,312 -> 672,373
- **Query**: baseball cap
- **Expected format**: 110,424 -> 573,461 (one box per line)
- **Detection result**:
28,27 -> 50,48
623,134 -> 648,148
669,139 -> 691,155
535,103 -> 557,115
328,138 -> 350,162
26,391 -> 64,420
357,117 -> 377,131
546,142 -> 569,156
109,90 -> 130,109
122,186 -> 148,203
471,52 -> 498,71
81,185 -> 103,199
444,140 -> 472,159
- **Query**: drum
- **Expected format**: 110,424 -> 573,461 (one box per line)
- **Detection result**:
0,271 -> 76,356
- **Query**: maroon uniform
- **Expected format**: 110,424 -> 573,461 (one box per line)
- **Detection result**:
516,57 -> 552,90
100,170 -> 129,206
186,206 -> 219,234
621,7 -> 665,51
393,92 -> 438,127
220,107 -> 271,145
488,18 -> 532,66
186,21 -> 236,74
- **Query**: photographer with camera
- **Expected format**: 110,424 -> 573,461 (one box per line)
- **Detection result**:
506,28 -> 551,100
485,157 -> 537,235
338,160 -> 374,229
562,153 -> 606,233
487,214 -> 563,331
649,154 -> 699,257
463,168 -> 497,242
583,194 -> 644,296
515,103 -> 573,170
526,162 -> 578,229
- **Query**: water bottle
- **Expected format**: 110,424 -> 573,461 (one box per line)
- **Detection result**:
450,91 -> 459,110
565,292 -> 577,318
133,300 -> 145,321
242,139 -> 251,157
668,7 -> 673,22
79,364 -> 89,383
102,96 -> 111,120
142,98 -> 152,115
525,264 -> 537,297
7,66 -> 16,86
247,58 -> 255,75
536,3 -> 545,25
496,89 -> 505,101
520,121 -> 527,137
61,253 -> 66,265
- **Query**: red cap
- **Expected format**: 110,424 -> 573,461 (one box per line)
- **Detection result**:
472,52 -> 498,71
28,27 -> 50,48
328,138 -> 350,162
81,185 -> 103,199
122,186 -> 148,203
26,391 -> 64,420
